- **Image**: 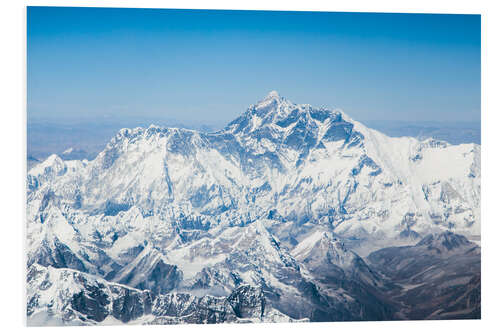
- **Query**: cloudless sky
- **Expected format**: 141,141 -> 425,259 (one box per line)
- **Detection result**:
27,7 -> 480,126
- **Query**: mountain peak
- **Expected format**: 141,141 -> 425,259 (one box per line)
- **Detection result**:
417,231 -> 474,252
223,91 -> 365,153
255,90 -> 286,109
264,90 -> 281,100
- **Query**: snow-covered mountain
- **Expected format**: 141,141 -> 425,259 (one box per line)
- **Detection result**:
26,92 -> 481,325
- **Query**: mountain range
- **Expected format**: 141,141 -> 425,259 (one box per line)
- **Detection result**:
26,91 -> 481,325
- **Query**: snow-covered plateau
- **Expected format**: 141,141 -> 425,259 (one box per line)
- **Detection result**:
26,91 -> 481,325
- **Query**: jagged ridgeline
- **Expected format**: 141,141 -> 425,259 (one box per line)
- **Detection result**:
26,92 -> 480,325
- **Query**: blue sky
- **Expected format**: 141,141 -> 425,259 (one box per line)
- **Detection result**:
27,7 -> 480,126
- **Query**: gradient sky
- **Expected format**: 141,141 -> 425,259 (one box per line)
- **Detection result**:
27,7 -> 481,126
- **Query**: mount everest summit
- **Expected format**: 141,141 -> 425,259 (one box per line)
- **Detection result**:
26,91 -> 481,325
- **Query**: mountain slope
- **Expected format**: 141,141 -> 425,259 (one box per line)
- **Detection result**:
367,231 -> 481,319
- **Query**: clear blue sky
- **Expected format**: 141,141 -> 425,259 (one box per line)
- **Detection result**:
27,7 -> 480,125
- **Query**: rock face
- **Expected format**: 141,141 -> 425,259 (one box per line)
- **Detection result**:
26,92 -> 480,325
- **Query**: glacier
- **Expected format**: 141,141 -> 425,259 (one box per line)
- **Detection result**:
26,91 -> 481,325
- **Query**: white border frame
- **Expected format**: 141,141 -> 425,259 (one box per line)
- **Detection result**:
2,1 -> 498,332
